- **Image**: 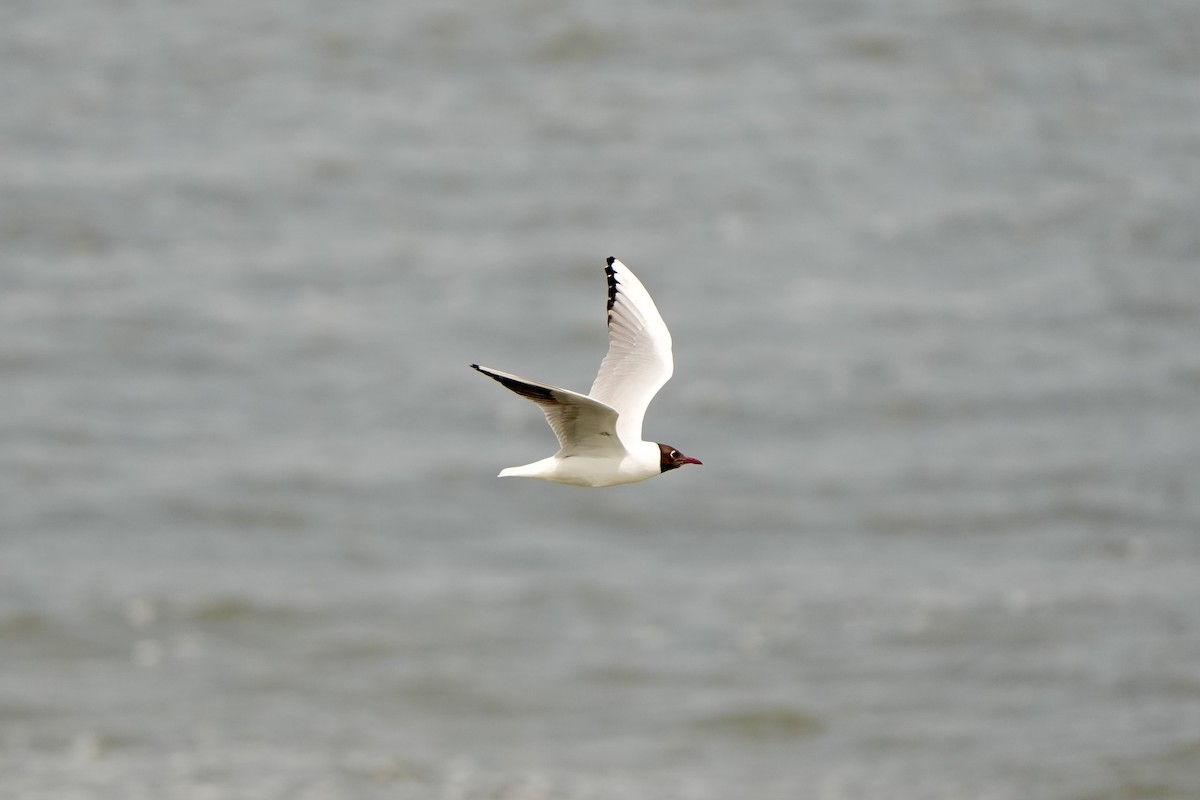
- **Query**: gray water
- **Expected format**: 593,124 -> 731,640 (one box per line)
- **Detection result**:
3,1 -> 1200,798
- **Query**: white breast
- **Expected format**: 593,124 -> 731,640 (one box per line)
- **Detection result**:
499,441 -> 661,487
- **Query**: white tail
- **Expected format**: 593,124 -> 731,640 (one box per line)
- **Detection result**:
497,457 -> 557,479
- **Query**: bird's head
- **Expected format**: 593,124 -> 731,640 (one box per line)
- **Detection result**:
658,443 -> 702,472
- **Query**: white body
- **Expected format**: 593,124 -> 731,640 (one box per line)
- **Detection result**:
498,441 -> 662,488
473,258 -> 689,488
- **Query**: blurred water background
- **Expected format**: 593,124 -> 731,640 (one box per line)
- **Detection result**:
3,1 -> 1200,798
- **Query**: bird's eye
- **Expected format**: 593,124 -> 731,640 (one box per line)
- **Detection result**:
670,450 -> 678,458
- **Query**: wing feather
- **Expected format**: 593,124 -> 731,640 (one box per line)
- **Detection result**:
587,258 -> 674,446
471,364 -> 626,456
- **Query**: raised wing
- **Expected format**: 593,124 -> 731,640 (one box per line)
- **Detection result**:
587,258 -> 674,446
471,364 -> 626,456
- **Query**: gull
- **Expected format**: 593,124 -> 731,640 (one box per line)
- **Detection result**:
471,257 -> 701,487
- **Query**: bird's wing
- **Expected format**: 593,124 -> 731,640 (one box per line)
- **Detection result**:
471,364 -> 626,456
587,258 -> 674,446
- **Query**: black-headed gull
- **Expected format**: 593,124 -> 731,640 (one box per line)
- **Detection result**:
471,257 -> 701,487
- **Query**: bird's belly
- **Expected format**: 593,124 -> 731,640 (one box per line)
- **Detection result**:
547,454 -> 658,488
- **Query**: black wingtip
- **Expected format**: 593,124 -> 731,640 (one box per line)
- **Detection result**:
603,258 -> 619,313
470,363 -> 481,371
